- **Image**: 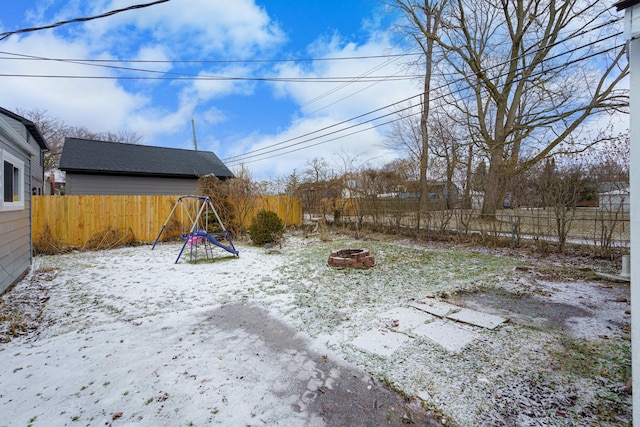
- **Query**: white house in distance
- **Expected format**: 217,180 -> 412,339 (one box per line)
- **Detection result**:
599,184 -> 630,212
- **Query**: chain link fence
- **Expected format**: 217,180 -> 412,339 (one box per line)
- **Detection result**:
311,197 -> 629,257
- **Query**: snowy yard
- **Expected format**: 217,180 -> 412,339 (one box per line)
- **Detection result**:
0,233 -> 632,426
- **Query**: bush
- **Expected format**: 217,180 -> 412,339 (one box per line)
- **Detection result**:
249,210 -> 284,245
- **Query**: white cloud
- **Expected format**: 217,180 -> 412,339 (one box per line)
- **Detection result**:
226,115 -> 398,180
189,64 -> 258,100
271,32 -> 418,120
83,0 -> 286,59
0,33 -> 148,132
1,1 -> 411,181
229,30 -> 418,179
0,0 -> 287,140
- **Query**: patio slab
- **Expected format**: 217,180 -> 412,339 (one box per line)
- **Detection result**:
446,308 -> 507,330
412,320 -> 478,353
378,307 -> 434,332
410,300 -> 459,317
351,329 -> 411,357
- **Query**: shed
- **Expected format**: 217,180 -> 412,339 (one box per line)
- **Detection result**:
599,188 -> 630,212
0,107 -> 48,293
59,138 -> 234,195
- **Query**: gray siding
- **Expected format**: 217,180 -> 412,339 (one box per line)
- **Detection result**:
0,113 -> 45,195
0,132 -> 33,294
29,135 -> 45,195
0,209 -> 31,293
3,114 -> 24,136
66,173 -> 200,195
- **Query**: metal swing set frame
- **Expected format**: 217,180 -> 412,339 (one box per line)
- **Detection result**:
152,195 -> 239,264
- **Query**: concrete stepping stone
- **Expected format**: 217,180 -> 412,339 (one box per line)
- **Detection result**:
410,300 -> 459,317
378,307 -> 434,332
446,308 -> 506,330
351,329 -> 410,357
412,320 -> 478,353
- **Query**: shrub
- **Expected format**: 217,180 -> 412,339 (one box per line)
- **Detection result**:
249,210 -> 284,245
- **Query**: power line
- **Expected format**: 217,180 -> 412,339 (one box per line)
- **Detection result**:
0,17 -> 619,66
0,48 -> 421,81
301,49 -> 418,109
229,115 -> 411,167
0,30 -> 619,84
225,100 -> 421,165
224,42 -> 625,166
0,48 -> 421,83
0,52 -> 421,64
0,1 -> 172,42
224,33 -> 625,166
0,18 -> 619,87
1,8 -> 624,165
0,72 -> 422,83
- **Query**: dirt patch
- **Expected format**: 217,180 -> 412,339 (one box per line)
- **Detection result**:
0,267 -> 56,343
206,303 -> 443,426
451,289 -> 590,330
450,276 -> 631,340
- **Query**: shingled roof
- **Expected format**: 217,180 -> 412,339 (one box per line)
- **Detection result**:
59,138 -> 234,179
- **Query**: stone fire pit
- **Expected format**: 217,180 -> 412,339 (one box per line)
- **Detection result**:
327,248 -> 375,269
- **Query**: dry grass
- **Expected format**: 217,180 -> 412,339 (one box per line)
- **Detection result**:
33,224 -> 138,255
33,223 -> 71,255
0,268 -> 56,343
82,227 -> 136,251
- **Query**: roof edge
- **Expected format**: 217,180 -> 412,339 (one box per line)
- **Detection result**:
0,107 -> 48,150
0,115 -> 38,156
615,0 -> 640,10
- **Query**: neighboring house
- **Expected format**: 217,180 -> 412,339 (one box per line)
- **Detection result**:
59,138 -> 234,195
599,187 -> 630,212
46,170 -> 66,195
0,107 -> 48,294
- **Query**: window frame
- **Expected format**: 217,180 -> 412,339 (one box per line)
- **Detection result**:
1,149 -> 25,211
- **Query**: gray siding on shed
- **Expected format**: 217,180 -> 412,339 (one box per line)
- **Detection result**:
0,138 -> 32,294
65,173 -> 200,195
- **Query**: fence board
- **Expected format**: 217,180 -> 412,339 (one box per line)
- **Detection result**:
32,195 -> 302,247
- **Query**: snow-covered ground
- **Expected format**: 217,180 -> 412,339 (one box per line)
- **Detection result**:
0,233 -> 632,426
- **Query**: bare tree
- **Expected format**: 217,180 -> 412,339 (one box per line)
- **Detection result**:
395,0 -> 628,217
534,160 -> 588,253
588,133 -> 630,186
198,175 -> 238,235
18,109 -> 68,172
298,157 -> 333,219
392,0 -> 449,227
227,164 -> 258,230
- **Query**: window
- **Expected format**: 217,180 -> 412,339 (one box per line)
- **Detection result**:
0,150 -> 24,211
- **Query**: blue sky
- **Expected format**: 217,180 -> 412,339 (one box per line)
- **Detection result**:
0,0 -> 419,179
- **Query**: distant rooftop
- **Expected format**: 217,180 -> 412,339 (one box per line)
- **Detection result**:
59,138 -> 234,179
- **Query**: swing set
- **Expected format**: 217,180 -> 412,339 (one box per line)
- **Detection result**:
152,195 -> 239,264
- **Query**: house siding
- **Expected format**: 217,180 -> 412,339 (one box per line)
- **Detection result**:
66,173 -> 200,196
0,206 -> 31,292
0,132 -> 32,294
29,135 -> 45,195
3,114 -> 24,136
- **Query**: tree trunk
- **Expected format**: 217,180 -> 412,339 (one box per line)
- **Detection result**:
464,144 -> 473,208
481,145 -> 505,217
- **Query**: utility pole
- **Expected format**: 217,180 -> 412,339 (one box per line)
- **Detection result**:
191,119 -> 198,151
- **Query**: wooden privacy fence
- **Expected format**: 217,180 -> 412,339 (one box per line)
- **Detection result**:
32,195 -> 302,247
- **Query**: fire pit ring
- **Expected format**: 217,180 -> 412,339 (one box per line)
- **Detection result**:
327,248 -> 375,269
